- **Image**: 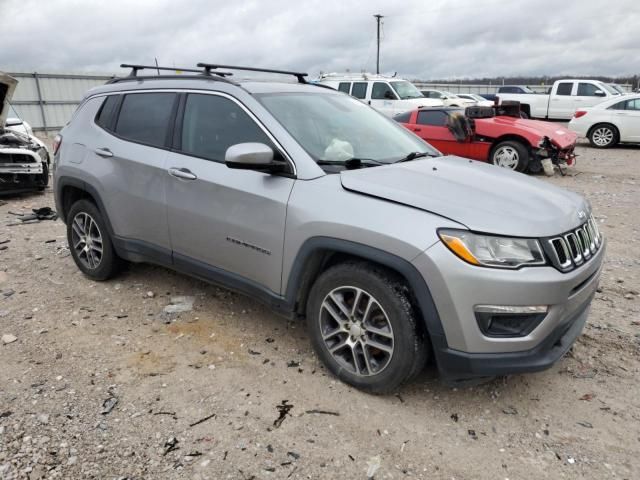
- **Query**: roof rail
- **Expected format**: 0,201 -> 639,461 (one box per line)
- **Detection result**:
120,63 -> 233,77
197,63 -> 308,83
106,64 -> 236,85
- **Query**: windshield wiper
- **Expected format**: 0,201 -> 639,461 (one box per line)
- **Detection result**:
392,152 -> 437,164
316,158 -> 384,169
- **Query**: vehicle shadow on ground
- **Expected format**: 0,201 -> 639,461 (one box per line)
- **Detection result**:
114,261 -> 550,409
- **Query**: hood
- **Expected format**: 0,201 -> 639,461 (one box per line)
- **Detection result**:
407,98 -> 444,108
340,155 -> 589,238
0,73 -> 18,128
476,116 -> 577,149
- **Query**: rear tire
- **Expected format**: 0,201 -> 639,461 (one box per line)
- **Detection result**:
588,124 -> 618,148
306,261 -> 428,394
67,199 -> 122,281
490,140 -> 529,172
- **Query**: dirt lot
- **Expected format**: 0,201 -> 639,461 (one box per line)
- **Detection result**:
1,140 -> 639,480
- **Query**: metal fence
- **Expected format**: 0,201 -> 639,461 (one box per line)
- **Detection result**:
8,72 -> 114,137
413,82 -> 633,95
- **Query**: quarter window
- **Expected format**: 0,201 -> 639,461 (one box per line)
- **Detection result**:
351,82 -> 367,99
556,83 -> 573,96
417,110 -> 448,126
180,94 -> 273,162
338,82 -> 351,93
371,82 -> 396,100
609,100 -> 628,110
114,93 -> 176,147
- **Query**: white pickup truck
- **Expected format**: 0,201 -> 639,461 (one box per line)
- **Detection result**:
497,79 -> 620,120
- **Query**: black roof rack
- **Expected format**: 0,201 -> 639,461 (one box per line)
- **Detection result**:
120,64 -> 233,77
107,63 -> 236,85
197,63 -> 308,83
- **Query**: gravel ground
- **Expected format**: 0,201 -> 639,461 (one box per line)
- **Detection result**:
1,140 -> 639,479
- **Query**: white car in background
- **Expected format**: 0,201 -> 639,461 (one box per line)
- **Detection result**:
420,89 -> 475,107
455,93 -> 494,107
317,73 -> 443,117
568,94 -> 640,148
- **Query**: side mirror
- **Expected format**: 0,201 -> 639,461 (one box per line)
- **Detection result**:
384,90 -> 395,100
225,143 -> 285,173
594,90 -> 606,97
5,118 -> 23,127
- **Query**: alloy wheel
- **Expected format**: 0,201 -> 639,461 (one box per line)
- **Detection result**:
592,127 -> 614,147
493,146 -> 519,169
319,286 -> 394,377
71,212 -> 104,270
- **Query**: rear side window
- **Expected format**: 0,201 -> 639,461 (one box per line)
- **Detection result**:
351,82 -> 367,99
95,95 -> 119,130
371,82 -> 396,100
114,93 -> 176,148
556,83 -> 573,96
577,83 -> 600,96
417,110 -> 448,126
626,98 -> 640,110
180,94 -> 272,162
338,82 -> 351,93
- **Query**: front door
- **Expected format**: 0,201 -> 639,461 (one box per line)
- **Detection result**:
369,82 -> 398,117
165,92 -> 294,294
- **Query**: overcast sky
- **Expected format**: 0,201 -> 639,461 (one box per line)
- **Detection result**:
1,0 -> 639,79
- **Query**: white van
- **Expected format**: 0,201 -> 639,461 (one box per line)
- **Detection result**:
317,73 -> 443,117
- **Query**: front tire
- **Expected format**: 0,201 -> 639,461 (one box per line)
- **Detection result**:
306,262 -> 428,394
490,140 -> 529,172
67,199 -> 121,281
588,124 -> 618,148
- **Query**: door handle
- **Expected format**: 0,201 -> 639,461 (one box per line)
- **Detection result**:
94,147 -> 113,158
412,127 -> 422,132
168,167 -> 198,180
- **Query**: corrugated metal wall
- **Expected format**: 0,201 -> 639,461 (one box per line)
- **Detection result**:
8,72 -> 114,136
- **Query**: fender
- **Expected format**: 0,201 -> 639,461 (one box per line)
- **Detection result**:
284,236 -> 446,343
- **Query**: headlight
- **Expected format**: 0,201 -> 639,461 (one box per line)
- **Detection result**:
438,229 -> 546,269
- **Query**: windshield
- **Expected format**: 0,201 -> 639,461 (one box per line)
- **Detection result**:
389,81 -> 424,99
443,91 -> 459,98
609,84 -> 625,94
256,92 -> 439,166
599,82 -> 618,95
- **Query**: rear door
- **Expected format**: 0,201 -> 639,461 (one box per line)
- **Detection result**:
548,81 -> 575,118
93,92 -> 176,256
616,98 -> 640,141
164,92 -> 294,294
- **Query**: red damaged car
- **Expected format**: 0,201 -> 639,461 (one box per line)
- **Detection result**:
394,105 -> 577,174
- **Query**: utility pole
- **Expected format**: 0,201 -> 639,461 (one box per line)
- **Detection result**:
374,14 -> 384,74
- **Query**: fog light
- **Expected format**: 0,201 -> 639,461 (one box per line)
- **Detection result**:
474,305 -> 547,337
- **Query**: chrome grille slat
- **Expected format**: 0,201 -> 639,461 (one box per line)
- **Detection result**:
546,216 -> 602,272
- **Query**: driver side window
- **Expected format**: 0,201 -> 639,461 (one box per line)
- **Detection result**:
577,83 -> 600,96
180,94 -> 274,163
371,82 -> 396,100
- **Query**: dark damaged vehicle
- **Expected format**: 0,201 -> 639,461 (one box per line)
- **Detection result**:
1,73 -> 50,195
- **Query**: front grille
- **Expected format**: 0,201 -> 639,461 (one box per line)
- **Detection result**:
544,215 -> 602,272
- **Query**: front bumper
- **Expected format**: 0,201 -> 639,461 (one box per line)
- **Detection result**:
413,238 -> 605,381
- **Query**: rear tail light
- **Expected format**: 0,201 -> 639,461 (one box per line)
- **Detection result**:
53,134 -> 62,155
574,110 -> 588,118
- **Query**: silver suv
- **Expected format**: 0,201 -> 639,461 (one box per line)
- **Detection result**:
53,64 -> 605,393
